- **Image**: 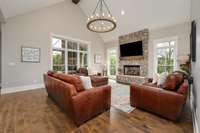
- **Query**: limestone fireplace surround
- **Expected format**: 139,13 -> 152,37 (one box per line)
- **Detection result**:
117,29 -> 149,84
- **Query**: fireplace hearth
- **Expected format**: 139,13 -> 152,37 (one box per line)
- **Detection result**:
124,65 -> 140,76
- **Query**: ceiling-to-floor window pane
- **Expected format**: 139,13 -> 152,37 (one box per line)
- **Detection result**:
52,37 -> 89,73
155,40 -> 176,74
80,52 -> 88,68
68,51 -> 77,74
52,50 -> 65,72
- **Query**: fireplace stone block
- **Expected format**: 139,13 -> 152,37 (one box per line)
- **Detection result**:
117,29 -> 149,84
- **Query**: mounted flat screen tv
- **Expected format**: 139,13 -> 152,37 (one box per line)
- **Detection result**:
120,41 -> 143,57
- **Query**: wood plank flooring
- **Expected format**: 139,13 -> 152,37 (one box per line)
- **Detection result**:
0,89 -> 193,133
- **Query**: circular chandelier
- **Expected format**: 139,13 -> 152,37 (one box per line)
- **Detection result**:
87,0 -> 117,33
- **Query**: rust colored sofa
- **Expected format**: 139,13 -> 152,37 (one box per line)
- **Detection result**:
130,72 -> 189,121
90,75 -> 109,87
76,68 -> 88,76
44,71 -> 111,126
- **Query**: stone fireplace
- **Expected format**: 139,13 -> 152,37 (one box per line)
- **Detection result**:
116,29 -> 149,84
124,65 -> 140,76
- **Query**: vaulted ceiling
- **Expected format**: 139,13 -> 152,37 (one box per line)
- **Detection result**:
79,0 -> 191,42
0,0 -> 191,42
0,0 -> 65,19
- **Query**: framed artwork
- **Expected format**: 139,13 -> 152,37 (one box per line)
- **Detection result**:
94,54 -> 101,64
21,47 -> 40,63
190,20 -> 196,62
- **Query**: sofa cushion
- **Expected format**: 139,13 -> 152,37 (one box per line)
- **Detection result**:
177,80 -> 189,95
173,72 -> 184,86
143,82 -> 158,88
57,73 -> 85,92
47,70 -> 56,76
162,74 -> 177,90
52,73 -> 60,79
163,73 -> 184,91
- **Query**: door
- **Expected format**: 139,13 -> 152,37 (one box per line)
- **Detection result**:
107,48 -> 118,79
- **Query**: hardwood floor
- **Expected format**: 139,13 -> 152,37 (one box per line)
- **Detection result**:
0,89 -> 193,133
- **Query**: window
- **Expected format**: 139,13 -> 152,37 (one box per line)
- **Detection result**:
154,38 -> 177,74
107,48 -> 118,79
52,37 -> 89,73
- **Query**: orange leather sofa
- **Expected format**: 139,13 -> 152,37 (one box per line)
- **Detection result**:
44,71 -> 111,126
130,72 -> 189,121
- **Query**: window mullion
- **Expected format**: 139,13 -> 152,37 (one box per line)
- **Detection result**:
77,43 -> 80,69
65,40 -> 68,73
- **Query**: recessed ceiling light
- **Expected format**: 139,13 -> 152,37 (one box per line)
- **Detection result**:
121,10 -> 125,15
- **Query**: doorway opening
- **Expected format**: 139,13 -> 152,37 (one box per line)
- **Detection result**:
107,48 -> 118,79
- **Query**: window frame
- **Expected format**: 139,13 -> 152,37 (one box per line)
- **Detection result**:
50,34 -> 91,73
153,37 -> 178,74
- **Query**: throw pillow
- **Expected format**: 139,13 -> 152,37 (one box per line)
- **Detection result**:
157,72 -> 168,86
177,80 -> 189,95
162,74 -> 177,90
80,76 -> 93,90
163,72 -> 184,91
57,73 -> 85,92
152,73 -> 159,84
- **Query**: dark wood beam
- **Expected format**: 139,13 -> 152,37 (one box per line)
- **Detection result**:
72,0 -> 80,4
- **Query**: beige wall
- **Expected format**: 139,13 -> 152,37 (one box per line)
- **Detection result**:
104,22 -> 190,77
1,1 -> 105,88
191,0 -> 200,131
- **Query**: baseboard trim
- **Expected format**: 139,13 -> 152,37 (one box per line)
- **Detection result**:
1,84 -> 45,94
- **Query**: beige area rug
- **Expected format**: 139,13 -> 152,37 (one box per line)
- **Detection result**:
109,80 -> 135,113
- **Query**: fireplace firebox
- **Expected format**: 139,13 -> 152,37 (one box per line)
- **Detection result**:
124,65 -> 140,76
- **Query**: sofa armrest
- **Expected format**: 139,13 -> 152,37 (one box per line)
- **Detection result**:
159,88 -> 186,120
130,83 -> 162,108
71,85 -> 111,125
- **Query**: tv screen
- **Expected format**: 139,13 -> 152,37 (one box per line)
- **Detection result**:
120,41 -> 143,57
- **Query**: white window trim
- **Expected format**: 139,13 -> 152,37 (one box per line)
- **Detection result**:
50,33 -> 91,73
153,36 -> 178,74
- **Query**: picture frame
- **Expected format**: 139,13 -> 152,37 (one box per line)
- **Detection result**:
190,20 -> 196,62
94,54 -> 101,64
21,47 -> 40,63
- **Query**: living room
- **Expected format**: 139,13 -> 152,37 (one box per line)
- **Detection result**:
0,0 -> 199,133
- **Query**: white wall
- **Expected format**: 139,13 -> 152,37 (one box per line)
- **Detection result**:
1,1 -> 105,89
148,22 -> 190,77
104,23 -> 190,78
0,23 -> 1,88
104,40 -> 119,60
191,0 -> 200,131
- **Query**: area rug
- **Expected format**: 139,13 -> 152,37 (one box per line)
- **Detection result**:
109,80 -> 135,113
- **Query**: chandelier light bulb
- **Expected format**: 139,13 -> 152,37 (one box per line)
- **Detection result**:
86,0 -> 117,33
